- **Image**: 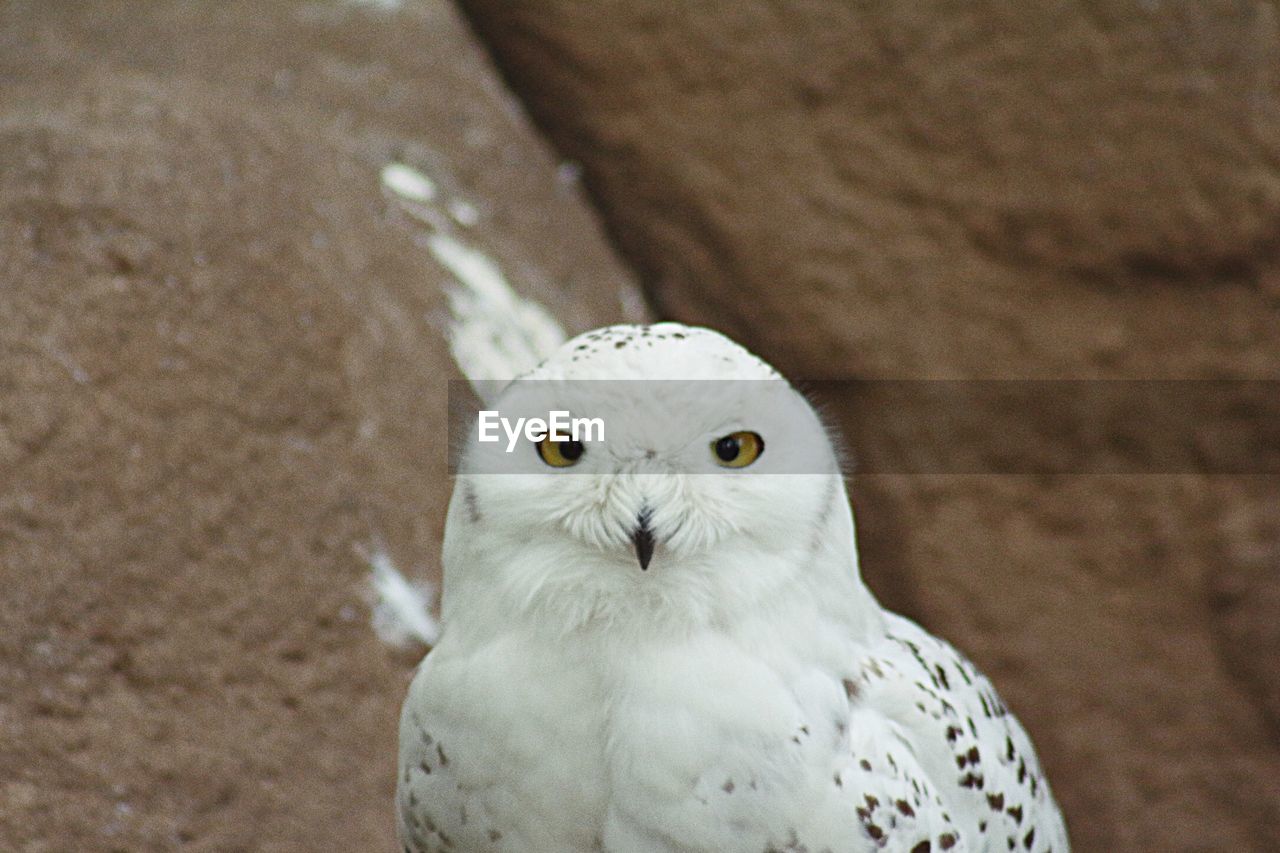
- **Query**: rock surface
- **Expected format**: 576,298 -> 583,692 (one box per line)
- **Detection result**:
456,2 -> 1280,848
0,1 -> 638,849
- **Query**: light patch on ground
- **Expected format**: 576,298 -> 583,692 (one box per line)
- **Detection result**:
447,198 -> 480,227
365,549 -> 438,649
381,162 -> 436,203
428,233 -> 566,395
378,158 -> 566,396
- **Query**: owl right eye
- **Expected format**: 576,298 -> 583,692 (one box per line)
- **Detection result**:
711,431 -> 764,468
537,437 -> 585,467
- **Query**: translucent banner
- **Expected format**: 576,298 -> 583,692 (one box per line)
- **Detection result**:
446,379 -> 1280,474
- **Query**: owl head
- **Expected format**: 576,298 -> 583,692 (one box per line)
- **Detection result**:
442,324 -> 863,634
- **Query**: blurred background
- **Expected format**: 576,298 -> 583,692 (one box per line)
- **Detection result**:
1,1 -> 1277,850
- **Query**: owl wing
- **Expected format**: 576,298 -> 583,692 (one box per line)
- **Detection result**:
828,710 -> 972,853
844,613 -> 1070,853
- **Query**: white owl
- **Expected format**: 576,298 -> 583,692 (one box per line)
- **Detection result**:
398,323 -> 1069,853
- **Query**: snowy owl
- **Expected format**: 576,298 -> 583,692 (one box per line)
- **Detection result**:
398,323 -> 1069,853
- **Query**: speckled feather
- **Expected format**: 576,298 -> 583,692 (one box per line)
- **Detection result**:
398,324 -> 1068,853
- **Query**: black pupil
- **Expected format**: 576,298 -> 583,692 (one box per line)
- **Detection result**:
558,440 -> 584,461
715,435 -> 740,462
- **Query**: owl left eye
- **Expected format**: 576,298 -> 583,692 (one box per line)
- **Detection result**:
538,436 -> 586,468
711,431 -> 764,468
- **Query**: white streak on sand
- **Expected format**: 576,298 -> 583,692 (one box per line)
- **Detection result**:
428,233 -> 565,400
381,162 -> 437,203
366,549 -> 439,649
447,198 -> 480,227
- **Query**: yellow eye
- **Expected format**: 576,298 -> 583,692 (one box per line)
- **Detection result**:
711,431 -> 764,468
537,436 -> 586,467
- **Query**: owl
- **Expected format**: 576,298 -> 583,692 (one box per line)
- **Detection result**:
397,323 -> 1069,853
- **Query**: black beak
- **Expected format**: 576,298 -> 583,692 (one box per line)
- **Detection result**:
632,511 -> 655,571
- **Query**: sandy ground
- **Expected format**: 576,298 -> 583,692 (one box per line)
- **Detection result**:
0,1 -> 637,849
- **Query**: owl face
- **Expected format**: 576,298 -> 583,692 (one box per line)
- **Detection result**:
447,326 -> 849,626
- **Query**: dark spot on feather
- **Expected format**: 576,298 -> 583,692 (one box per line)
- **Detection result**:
462,485 -> 481,524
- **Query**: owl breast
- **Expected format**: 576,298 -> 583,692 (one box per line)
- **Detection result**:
398,629 -> 613,852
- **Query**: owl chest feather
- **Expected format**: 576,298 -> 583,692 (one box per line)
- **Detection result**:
399,613 -> 860,853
